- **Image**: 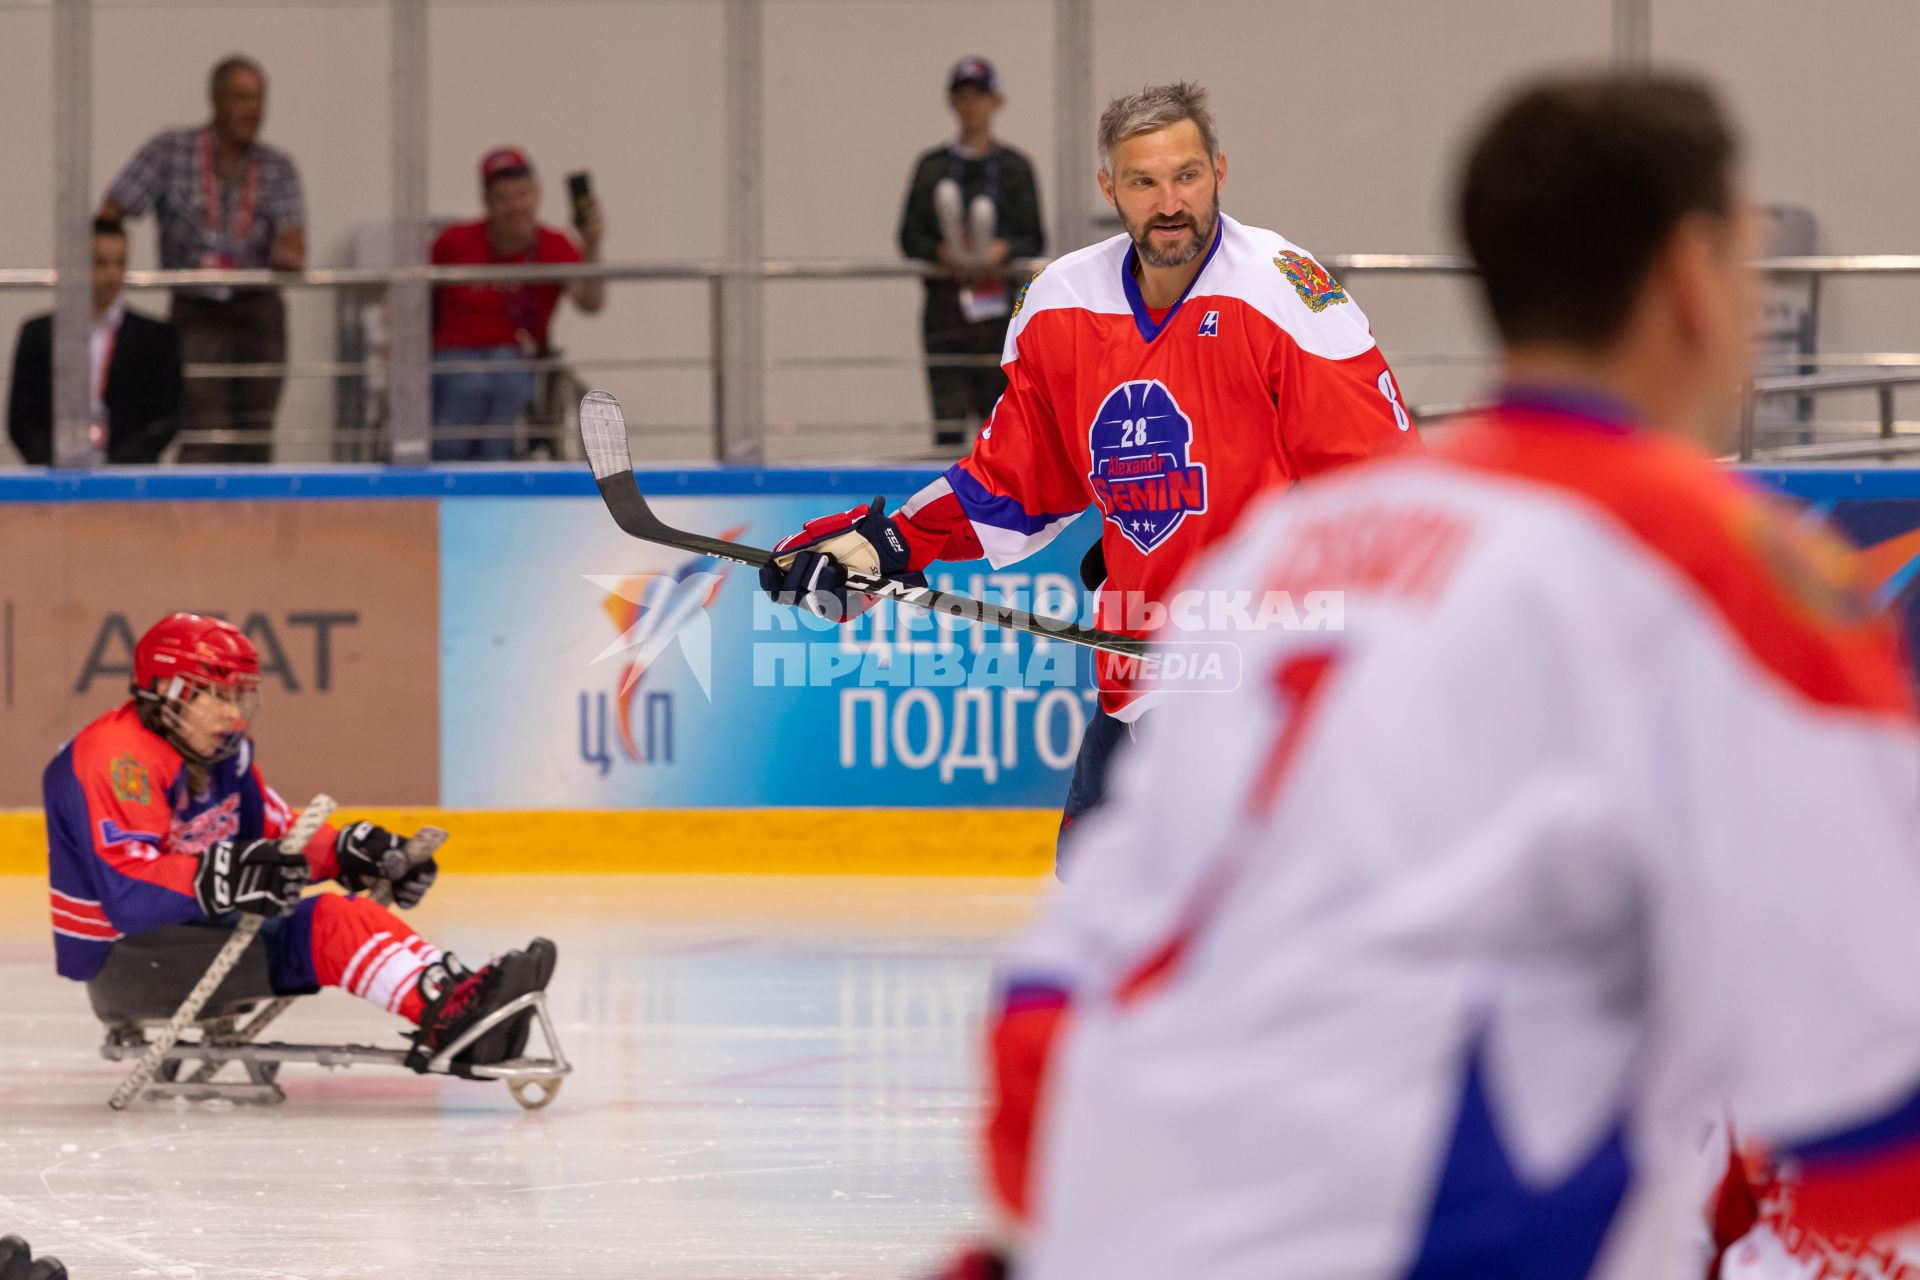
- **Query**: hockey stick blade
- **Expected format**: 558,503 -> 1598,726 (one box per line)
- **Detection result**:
578,391 -> 1148,659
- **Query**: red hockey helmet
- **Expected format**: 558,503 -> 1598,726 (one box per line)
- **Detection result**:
131,614 -> 261,763
133,613 -> 259,692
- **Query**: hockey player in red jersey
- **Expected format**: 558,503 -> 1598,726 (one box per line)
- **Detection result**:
44,613 -> 555,1071
761,81 -> 1419,862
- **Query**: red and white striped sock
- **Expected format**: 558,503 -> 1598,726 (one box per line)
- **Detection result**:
308,894 -> 445,1025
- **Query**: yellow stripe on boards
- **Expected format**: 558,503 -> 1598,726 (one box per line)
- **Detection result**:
0,809 -> 1059,877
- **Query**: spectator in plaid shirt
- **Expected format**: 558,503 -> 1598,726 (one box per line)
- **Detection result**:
99,55 -> 306,464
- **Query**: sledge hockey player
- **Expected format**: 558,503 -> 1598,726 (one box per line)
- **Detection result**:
44,612 -> 555,1071
972,74 -> 1920,1278
761,81 -> 1420,862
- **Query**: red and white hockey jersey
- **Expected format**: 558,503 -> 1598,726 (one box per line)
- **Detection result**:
987,391 -> 1920,1279
894,213 -> 1420,716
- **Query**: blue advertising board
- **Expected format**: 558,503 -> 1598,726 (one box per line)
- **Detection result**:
438,483 -> 1101,809
8,463 -> 1920,816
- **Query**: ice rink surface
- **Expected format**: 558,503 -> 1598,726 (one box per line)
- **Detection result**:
0,874 -> 1045,1279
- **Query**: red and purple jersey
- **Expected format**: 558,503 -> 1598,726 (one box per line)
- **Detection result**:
894,213 -> 1421,717
42,702 -> 338,981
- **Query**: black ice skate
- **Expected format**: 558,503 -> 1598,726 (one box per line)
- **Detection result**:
405,938 -> 558,1074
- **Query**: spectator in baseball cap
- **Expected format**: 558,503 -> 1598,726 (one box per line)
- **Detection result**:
480,146 -> 532,184
427,146 -> 607,461
949,55 -> 999,96
898,57 -> 1045,450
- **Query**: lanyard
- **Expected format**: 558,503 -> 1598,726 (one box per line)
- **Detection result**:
493,237 -> 543,342
88,319 -> 118,452
199,128 -> 261,246
96,324 -> 117,403
948,143 -> 1002,208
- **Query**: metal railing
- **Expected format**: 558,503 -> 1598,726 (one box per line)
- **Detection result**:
6,253 -> 1920,466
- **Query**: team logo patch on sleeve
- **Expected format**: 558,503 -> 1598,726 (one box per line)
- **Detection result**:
1010,268 -> 1042,320
1086,380 -> 1208,555
109,753 -> 151,805
1275,251 -> 1350,312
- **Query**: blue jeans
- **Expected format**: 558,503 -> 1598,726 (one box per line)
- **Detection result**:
432,346 -> 534,462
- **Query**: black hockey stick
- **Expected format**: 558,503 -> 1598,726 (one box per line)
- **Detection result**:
577,391 -> 1149,659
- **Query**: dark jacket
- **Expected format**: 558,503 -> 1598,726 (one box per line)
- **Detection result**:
7,308 -> 183,465
898,142 -> 1046,289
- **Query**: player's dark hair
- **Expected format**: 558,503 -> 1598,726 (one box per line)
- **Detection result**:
209,54 -> 265,99
1456,73 -> 1738,349
92,217 -> 125,239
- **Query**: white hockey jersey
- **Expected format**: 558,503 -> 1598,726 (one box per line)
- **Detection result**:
989,390 -> 1920,1280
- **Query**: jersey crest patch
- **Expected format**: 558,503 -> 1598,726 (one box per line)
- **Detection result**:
1011,269 -> 1041,320
1198,310 -> 1219,337
1275,251 -> 1349,312
1086,380 -> 1208,555
109,753 -> 151,805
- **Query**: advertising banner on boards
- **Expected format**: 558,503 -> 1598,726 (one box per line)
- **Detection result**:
0,500 -> 439,808
439,492 -> 1103,809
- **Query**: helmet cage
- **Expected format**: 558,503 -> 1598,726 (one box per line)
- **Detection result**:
136,669 -> 261,765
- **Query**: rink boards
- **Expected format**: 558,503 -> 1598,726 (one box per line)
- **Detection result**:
0,462 -> 1916,875
0,806 -> 1059,875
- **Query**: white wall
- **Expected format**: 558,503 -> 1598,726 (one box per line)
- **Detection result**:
1,0 -> 1917,462
1660,0 -> 1920,429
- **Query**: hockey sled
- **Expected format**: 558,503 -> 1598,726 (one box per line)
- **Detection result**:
89,934 -> 569,1111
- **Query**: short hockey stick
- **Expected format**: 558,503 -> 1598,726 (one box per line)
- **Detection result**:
182,824 -> 450,1081
108,794 -> 337,1110
577,390 -> 1148,659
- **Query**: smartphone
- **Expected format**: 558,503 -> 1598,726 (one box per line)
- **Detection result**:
567,171 -> 594,229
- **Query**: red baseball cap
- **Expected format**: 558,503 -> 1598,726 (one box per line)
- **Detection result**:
480,147 -> 534,184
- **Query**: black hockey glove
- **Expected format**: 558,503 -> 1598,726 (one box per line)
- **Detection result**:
194,838 -> 308,919
336,821 -> 439,909
389,857 -> 439,910
336,820 -> 401,892
0,1234 -> 68,1280
760,496 -> 925,622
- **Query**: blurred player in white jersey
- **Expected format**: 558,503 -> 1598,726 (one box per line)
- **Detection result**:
964,73 -> 1920,1279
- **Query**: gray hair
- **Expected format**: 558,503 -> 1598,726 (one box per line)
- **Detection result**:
1098,81 -> 1220,174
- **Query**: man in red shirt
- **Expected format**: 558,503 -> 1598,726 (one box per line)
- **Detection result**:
431,146 -> 607,461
